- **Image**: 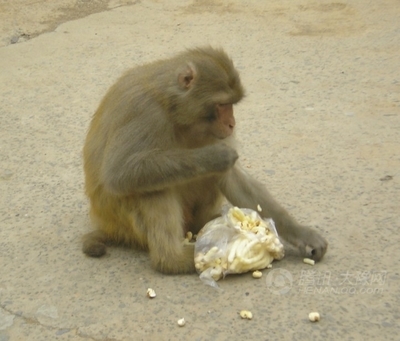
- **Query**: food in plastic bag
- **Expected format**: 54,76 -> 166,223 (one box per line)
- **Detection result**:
194,207 -> 284,287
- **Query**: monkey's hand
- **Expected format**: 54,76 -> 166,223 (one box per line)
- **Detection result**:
292,226 -> 328,262
199,144 -> 238,174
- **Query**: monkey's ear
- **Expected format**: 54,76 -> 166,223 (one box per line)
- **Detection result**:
178,63 -> 196,89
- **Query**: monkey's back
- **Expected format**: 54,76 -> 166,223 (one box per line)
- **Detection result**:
82,47 -> 242,250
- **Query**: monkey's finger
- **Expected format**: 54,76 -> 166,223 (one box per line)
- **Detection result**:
304,241 -> 328,262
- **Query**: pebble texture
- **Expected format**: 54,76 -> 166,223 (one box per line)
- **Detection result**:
0,0 -> 399,340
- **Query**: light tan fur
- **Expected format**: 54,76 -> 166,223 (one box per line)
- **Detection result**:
82,47 -> 327,274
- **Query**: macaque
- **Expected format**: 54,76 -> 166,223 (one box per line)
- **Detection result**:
82,47 -> 327,274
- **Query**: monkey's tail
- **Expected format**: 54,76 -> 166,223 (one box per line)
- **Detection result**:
82,230 -> 109,257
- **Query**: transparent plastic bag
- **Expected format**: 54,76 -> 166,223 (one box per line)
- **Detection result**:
194,207 -> 284,288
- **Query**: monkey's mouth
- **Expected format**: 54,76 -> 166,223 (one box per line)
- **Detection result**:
216,129 -> 235,140
212,134 -> 228,140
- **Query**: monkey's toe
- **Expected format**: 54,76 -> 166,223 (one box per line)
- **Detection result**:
83,242 -> 107,258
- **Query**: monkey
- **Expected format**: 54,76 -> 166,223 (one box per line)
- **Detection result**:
82,47 -> 327,274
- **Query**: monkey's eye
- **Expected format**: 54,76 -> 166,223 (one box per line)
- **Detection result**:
205,113 -> 216,122
203,108 -> 217,122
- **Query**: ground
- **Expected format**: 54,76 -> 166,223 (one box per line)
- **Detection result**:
0,0 -> 399,340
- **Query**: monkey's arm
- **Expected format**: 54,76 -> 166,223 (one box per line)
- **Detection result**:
220,166 -> 327,261
100,139 -> 238,195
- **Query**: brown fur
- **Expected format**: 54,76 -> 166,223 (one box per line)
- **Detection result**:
82,47 -> 327,274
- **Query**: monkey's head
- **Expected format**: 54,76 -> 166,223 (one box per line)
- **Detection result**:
172,47 -> 245,143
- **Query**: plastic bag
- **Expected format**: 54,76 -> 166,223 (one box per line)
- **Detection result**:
194,206 -> 284,288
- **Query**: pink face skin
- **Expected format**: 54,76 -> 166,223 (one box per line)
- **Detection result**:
177,103 -> 236,147
214,103 -> 235,138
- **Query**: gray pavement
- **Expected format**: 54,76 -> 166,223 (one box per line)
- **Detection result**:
0,1 -> 399,340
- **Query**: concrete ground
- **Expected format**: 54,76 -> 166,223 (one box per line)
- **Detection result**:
1,0 -> 399,340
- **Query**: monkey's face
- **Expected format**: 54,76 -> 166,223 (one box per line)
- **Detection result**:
177,102 -> 237,147
204,103 -> 236,139
187,80 -> 243,142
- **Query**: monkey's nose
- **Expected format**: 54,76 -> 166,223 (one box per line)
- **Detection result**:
228,117 -> 236,129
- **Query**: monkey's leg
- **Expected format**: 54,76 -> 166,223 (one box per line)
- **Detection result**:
190,195 -> 224,234
221,166 -> 328,261
140,191 -> 196,274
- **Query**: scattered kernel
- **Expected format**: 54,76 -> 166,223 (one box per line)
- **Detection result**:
186,231 -> 193,241
308,312 -> 320,322
177,318 -> 186,326
303,258 -> 315,266
239,310 -> 253,320
146,288 -> 156,298
252,270 -> 262,279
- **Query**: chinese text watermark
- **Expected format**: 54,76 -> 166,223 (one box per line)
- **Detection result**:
265,269 -> 387,295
